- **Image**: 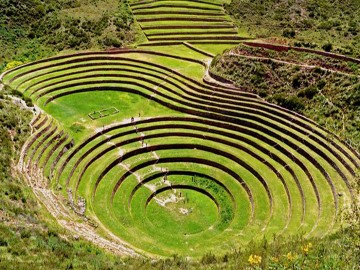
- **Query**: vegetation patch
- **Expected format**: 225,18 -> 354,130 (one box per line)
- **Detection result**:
0,0 -> 140,73
224,0 -> 360,57
211,44 -> 360,150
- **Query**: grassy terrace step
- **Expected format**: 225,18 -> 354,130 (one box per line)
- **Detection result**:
134,10 -> 225,16
147,36 -> 243,42
4,51 -> 358,173
29,111 -> 42,126
140,20 -> 234,26
31,123 -> 58,165
129,0 -> 223,8
141,24 -> 236,30
136,17 -> 229,23
40,130 -> 67,172
131,4 -> 222,11
22,117 -> 72,182
182,42 -> 215,57
139,41 -> 242,47
146,31 -> 239,37
23,117 -> 53,167
132,6 -> 225,15
3,48 -> 359,257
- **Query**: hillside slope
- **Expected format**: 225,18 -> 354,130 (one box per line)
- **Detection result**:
225,0 -> 360,57
211,44 -> 360,151
0,0 -> 139,72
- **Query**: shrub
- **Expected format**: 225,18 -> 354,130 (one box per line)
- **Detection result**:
317,21 -> 333,30
257,89 -> 268,98
283,29 -> 296,38
302,19 -> 314,28
0,239 -> 8,246
20,230 -> 31,239
322,43 -> 333,52
103,36 -> 122,48
24,97 -> 33,107
113,0 -> 134,31
10,89 -> 24,98
201,252 -> 217,265
302,42 -> 317,49
272,94 -> 305,112
347,85 -> 360,107
5,61 -> 23,71
69,123 -> 85,133
292,74 -> 302,88
298,86 -> 318,99
317,79 -> 326,89
250,63 -> 265,84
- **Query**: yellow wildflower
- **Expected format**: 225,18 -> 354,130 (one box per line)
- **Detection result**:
248,254 -> 262,266
5,61 -> 23,71
270,256 -> 279,263
286,251 -> 297,261
302,242 -> 313,254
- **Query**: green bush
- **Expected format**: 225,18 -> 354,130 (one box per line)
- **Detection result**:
282,29 -> 296,38
292,74 -> 302,88
317,20 -> 334,30
69,122 -> 85,133
347,85 -> 360,107
200,252 -> 217,265
257,89 -> 268,98
114,0 -> 134,31
317,79 -> 326,89
272,94 -> 305,112
0,239 -> 8,246
322,42 -> 333,52
103,36 -> 122,48
298,86 -> 318,99
24,97 -> 33,107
